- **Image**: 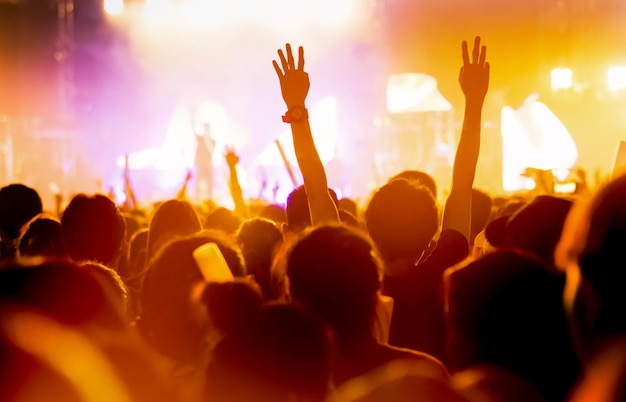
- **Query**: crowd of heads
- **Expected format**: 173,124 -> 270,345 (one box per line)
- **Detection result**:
1,38 -> 626,402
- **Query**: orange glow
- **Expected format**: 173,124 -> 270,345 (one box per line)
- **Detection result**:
4,312 -> 131,402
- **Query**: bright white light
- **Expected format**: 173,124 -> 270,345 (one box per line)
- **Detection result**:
501,94 -> 578,192
387,73 -> 452,113
139,0 -> 357,31
551,68 -> 573,91
104,0 -> 124,15
145,0 -> 169,16
607,66 -> 626,92
256,97 -> 339,167
554,182 -> 577,194
552,168 -> 571,182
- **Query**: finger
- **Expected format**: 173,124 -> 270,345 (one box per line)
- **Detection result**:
458,66 -> 464,83
479,45 -> 486,66
472,36 -> 480,64
278,49 -> 288,72
297,46 -> 304,71
286,43 -> 295,70
461,41 -> 470,66
272,60 -> 284,78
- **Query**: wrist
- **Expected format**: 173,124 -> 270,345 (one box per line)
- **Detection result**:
282,105 -> 309,124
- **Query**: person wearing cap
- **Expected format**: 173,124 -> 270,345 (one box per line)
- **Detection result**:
482,195 -> 574,267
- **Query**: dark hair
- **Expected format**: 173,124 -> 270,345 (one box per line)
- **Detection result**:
365,179 -> 438,262
390,170 -> 437,199
236,218 -> 283,300
338,197 -> 358,217
445,250 -> 579,401
61,194 -> 125,265
146,199 -> 201,263
285,224 -> 382,343
81,261 -> 129,321
19,214 -> 67,258
0,259 -> 126,330
201,279 -> 264,335
258,203 -> 287,224
206,303 -> 332,402
470,188 -> 492,244
285,185 -> 339,232
204,207 -> 242,235
557,172 -> 626,338
485,195 -> 573,265
0,183 -> 43,241
138,232 -> 245,363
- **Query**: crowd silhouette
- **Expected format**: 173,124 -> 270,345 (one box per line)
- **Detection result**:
1,36 -> 625,402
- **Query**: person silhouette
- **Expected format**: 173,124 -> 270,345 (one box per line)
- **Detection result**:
194,123 -> 216,201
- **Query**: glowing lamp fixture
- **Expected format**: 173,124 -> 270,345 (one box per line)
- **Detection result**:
551,68 -> 573,91
104,0 -> 124,15
607,66 -> 626,92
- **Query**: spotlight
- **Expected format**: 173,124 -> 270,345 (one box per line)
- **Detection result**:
104,0 -> 124,15
551,68 -> 573,91
607,66 -> 626,92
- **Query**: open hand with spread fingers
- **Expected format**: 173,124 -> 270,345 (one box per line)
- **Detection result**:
459,36 -> 490,103
272,44 -> 309,110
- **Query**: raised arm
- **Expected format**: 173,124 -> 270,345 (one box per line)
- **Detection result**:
123,154 -> 139,210
224,147 -> 249,218
272,43 -> 339,225
442,37 -> 490,240
176,170 -> 192,201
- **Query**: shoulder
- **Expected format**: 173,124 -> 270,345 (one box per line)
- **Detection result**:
419,229 -> 469,271
437,229 -> 469,248
378,344 -> 450,381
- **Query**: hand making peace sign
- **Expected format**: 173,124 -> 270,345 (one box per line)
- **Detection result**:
459,36 -> 490,103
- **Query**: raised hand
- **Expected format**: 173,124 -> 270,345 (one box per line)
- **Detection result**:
442,36 -> 490,241
270,43 -> 339,225
459,36 -> 490,103
224,146 -> 239,168
273,44 -> 309,109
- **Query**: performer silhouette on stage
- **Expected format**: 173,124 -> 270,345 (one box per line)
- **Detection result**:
195,123 -> 216,200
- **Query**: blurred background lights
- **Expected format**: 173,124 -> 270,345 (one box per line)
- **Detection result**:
103,0 -> 124,15
551,68 -> 573,91
607,66 -> 626,92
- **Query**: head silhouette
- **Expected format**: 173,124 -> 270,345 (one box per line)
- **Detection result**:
138,231 -> 244,364
390,170 -> 437,199
61,194 -> 125,266
0,183 -> 43,258
445,250 -> 579,401
285,224 -> 382,344
146,199 -> 201,263
365,179 -> 438,263
556,172 -> 626,352
470,189 -> 492,244
19,214 -> 67,258
204,207 -> 242,235
0,259 -> 126,331
236,218 -> 283,300
206,303 -> 332,402
285,185 -> 339,233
